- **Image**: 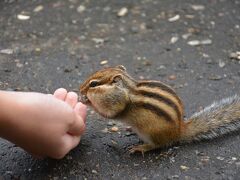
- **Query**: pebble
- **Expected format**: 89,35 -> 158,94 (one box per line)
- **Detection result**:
110,126 -> 119,132
100,60 -> 108,65
191,5 -> 205,11
117,7 -> 128,17
77,5 -> 86,13
33,5 -> 44,12
0,49 -> 13,54
187,39 -> 212,46
168,15 -> 180,22
17,14 -> 30,20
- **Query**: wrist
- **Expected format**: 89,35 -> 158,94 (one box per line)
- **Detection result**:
0,91 -> 23,137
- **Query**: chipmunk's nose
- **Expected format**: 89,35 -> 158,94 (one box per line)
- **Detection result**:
79,94 -> 89,104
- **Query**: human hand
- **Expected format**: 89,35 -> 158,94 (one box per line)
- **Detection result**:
0,88 -> 87,159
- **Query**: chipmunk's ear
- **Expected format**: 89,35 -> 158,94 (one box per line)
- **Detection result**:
115,65 -> 126,71
111,74 -> 124,87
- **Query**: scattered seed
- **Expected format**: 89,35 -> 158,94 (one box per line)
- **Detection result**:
0,49 -> 13,54
180,165 -> 189,171
101,128 -> 108,133
169,75 -> 177,80
100,60 -> 108,65
208,75 -> 222,80
168,14 -> 180,22
187,39 -> 212,46
216,156 -> 224,161
182,33 -> 192,39
117,7 -> 128,17
218,60 -> 225,68
33,5 -> 44,12
110,126 -> 119,132
229,51 -> 240,61
191,5 -> 205,11
170,36 -> 179,44
77,5 -> 86,13
92,169 -> 98,174
92,38 -> 105,44
126,126 -> 132,132
17,14 -> 30,20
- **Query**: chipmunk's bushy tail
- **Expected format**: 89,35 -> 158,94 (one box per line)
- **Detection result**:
180,95 -> 240,142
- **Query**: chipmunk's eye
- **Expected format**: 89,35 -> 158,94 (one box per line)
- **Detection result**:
89,80 -> 99,88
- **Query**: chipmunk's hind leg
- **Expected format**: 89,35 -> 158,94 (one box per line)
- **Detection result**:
129,144 -> 157,156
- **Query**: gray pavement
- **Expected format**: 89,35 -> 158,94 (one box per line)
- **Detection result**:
0,0 -> 240,179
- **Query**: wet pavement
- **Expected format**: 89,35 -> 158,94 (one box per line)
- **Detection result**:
0,0 -> 240,179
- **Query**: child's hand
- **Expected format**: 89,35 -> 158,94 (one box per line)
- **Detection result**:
0,88 -> 87,159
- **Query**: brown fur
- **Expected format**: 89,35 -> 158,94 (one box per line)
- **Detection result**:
80,65 -> 240,153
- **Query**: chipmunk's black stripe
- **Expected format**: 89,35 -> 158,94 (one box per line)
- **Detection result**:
137,81 -> 182,105
135,102 -> 174,122
138,90 -> 181,120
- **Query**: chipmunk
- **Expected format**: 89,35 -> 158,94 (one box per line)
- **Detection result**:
80,65 -> 240,154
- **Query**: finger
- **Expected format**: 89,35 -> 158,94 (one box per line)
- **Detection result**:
74,102 -> 87,123
68,116 -> 85,136
53,88 -> 68,100
65,92 -> 78,108
63,134 -> 81,152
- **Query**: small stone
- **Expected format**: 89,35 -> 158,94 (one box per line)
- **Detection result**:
17,14 -> 30,20
170,36 -> 179,44
232,157 -> 237,161
169,75 -> 177,80
100,60 -> 108,65
110,126 -> 119,132
0,49 -> 13,54
180,165 -> 189,171
117,7 -> 128,17
77,5 -> 86,13
191,5 -> 205,11
168,14 -> 180,22
33,5 -> 44,12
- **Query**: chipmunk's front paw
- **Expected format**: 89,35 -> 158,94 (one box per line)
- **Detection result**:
128,144 -> 155,156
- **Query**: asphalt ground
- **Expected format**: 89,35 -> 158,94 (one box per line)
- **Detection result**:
0,0 -> 240,179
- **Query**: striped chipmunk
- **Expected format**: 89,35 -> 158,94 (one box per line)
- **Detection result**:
79,65 -> 240,154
